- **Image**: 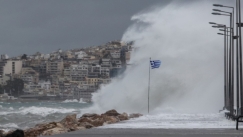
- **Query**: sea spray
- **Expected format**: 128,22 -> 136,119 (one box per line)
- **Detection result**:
0,101 -> 91,131
88,0 -> 234,114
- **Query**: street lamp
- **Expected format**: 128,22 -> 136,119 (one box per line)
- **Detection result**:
209,22 -> 217,24
213,3 -> 236,117
213,9 -> 221,12
213,4 -> 234,9
217,33 -> 230,36
212,12 -> 222,15
212,10 -> 234,116
213,4 -> 224,7
211,22 -> 228,111
236,0 -> 243,116
219,29 -> 231,32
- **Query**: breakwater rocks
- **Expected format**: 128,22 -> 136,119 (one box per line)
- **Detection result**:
2,109 -> 142,137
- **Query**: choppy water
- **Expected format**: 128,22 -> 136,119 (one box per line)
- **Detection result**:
0,100 -> 92,131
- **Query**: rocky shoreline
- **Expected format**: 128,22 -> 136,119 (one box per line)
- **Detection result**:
1,109 -> 142,137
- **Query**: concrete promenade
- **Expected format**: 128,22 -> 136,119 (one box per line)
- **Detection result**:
47,128 -> 243,137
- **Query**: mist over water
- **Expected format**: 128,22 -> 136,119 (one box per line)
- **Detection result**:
88,1 -> 231,114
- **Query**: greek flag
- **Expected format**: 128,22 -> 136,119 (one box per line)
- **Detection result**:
150,60 -> 161,69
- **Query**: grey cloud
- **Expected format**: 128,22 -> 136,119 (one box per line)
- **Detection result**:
0,0 -> 234,56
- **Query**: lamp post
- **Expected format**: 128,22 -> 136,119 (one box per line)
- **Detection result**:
213,3 -> 236,117
212,11 -> 235,116
218,28 -> 227,109
237,0 -> 243,115
211,23 -> 229,110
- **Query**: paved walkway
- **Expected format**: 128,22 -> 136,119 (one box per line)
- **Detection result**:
48,128 -> 243,137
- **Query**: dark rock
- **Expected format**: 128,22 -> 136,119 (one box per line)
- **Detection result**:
5,129 -> 24,137
118,113 -> 129,121
78,122 -> 94,129
103,115 -> 119,124
24,122 -> 58,137
103,109 -> 120,116
78,116 -> 104,127
60,114 -> 78,129
81,113 -> 99,118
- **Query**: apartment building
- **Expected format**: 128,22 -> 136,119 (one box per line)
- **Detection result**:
110,51 -> 121,58
21,67 -> 39,84
46,59 -> 64,75
0,60 -> 22,77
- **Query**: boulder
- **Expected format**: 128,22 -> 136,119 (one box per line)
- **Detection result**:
90,119 -> 105,127
24,128 -> 43,137
4,129 -> 24,137
103,116 -> 119,124
33,122 -> 58,130
42,127 -> 68,136
78,117 -> 92,123
78,122 -> 94,129
76,126 -> 86,130
68,126 -> 78,132
56,122 -> 64,128
24,122 -> 58,137
78,116 -> 104,127
81,113 -> 99,118
118,113 -> 129,121
60,114 -> 78,130
129,113 -> 143,119
103,109 -> 120,116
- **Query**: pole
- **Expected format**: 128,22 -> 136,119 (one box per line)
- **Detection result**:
148,58 -> 151,114
236,0 -> 240,115
229,15 -> 233,115
239,0 -> 243,115
224,25 -> 227,110
227,27 -> 230,110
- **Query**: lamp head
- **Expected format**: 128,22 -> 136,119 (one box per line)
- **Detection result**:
209,22 -> 216,24
213,4 -> 223,7
213,9 -> 221,12
212,12 -> 221,15
212,26 -> 220,28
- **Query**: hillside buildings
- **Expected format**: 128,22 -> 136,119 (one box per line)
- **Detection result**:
0,41 -> 133,102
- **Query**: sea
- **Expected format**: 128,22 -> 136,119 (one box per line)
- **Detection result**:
1,100 -> 241,131
0,100 -> 92,131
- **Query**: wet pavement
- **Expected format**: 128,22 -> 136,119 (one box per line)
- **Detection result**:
49,128 -> 243,137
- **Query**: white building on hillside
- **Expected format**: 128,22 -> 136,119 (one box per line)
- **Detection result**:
110,51 -> 120,58
75,51 -> 87,59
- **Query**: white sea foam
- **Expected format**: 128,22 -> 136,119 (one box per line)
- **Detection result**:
18,106 -> 77,116
62,98 -> 87,104
0,106 -> 76,116
79,98 -> 87,104
101,113 -> 241,129
0,123 -> 19,132
62,99 -> 79,103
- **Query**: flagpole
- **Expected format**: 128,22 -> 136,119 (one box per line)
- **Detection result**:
148,57 -> 151,114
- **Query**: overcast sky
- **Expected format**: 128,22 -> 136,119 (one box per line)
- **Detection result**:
0,0 -> 236,57
0,0 -> 172,57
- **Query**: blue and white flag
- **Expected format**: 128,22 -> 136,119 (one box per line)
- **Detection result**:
150,60 -> 161,69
